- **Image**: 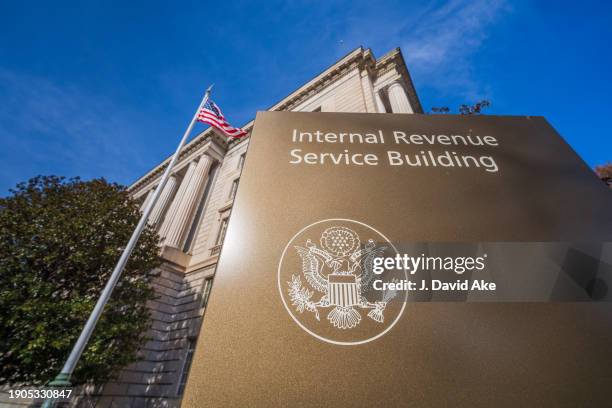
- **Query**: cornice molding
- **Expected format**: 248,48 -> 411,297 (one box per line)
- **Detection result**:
375,48 -> 424,114
129,132 -> 227,193
274,53 -> 375,112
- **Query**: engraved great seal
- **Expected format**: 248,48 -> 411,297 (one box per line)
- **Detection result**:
277,219 -> 407,345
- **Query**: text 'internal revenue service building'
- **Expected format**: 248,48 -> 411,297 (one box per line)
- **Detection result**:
182,112 -> 612,407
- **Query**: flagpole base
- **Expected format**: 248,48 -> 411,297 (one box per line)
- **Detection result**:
48,373 -> 72,387
41,373 -> 72,408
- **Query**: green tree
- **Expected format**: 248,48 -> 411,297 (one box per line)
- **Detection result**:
0,176 -> 160,385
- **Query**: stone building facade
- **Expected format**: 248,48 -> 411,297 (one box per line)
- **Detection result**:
0,46 -> 422,407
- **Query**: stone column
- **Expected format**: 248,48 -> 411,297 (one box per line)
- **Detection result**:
374,91 -> 386,113
387,82 -> 413,114
140,189 -> 154,212
158,162 -> 197,238
148,175 -> 178,227
163,155 -> 213,249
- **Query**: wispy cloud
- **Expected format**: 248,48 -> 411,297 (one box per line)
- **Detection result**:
401,0 -> 511,99
337,0 -> 510,102
0,69 -> 154,192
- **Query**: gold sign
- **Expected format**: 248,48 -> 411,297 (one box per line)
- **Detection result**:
183,112 -> 612,407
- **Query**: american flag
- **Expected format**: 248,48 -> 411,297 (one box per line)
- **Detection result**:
197,100 -> 247,139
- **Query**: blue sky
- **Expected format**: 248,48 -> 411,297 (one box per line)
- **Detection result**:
1,0 -> 611,194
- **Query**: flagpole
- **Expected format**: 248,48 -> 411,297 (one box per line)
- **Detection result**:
43,85 -> 213,406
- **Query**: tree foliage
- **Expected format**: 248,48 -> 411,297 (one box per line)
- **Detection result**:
458,100 -> 490,115
430,106 -> 450,114
595,163 -> 612,188
0,176 -> 160,385
431,100 -> 491,115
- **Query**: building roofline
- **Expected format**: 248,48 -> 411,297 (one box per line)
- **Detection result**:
129,46 -> 421,192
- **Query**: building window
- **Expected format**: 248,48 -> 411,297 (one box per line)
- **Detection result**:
177,338 -> 196,396
215,218 -> 229,246
201,277 -> 214,309
238,153 -> 246,170
229,178 -> 239,200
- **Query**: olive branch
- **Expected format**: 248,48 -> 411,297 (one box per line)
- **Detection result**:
287,274 -> 320,320
367,278 -> 400,323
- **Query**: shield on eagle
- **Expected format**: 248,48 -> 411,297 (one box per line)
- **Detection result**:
327,273 -> 359,307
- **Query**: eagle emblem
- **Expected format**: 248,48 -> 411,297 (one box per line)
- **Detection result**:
287,226 -> 398,330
